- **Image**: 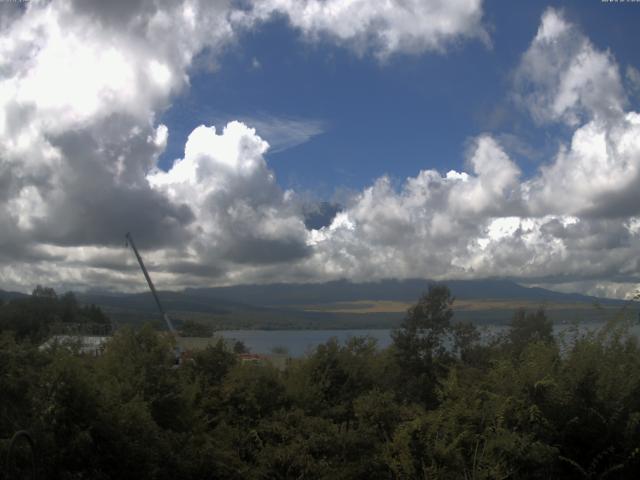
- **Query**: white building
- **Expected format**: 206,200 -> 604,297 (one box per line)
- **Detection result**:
39,335 -> 110,356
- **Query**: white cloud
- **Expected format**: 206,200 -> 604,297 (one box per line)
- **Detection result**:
448,135 -> 521,216
510,9 -> 640,220
0,1 -> 224,133
524,113 -> 640,217
513,8 -> 626,126
533,280 -> 639,301
148,121 -> 310,270
247,0 -> 488,58
301,138 -> 522,282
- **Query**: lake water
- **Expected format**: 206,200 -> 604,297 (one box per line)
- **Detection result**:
219,329 -> 395,357
219,322 -> 640,357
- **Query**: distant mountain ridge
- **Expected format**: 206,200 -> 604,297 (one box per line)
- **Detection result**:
74,278 -> 627,314
3,279 -> 634,330
183,278 -> 621,306
4,279 -> 629,312
0,289 -> 29,302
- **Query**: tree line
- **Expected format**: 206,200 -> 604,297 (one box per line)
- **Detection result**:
0,286 -> 110,343
1,285 -> 640,478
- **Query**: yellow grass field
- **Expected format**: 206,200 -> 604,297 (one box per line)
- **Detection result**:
301,299 -> 608,314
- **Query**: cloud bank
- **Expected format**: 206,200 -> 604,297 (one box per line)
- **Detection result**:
1,3 -> 640,299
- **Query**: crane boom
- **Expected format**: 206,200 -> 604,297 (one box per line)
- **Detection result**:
125,232 -> 176,334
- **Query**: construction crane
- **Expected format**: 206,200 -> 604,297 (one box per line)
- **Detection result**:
125,232 -> 177,334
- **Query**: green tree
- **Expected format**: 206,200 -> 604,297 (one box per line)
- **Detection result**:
32,285 -> 57,299
508,308 -> 554,355
452,320 -> 482,364
287,336 -> 379,427
59,291 -> 79,323
233,340 -> 248,354
221,363 -> 289,429
392,284 -> 454,406
78,304 -> 110,325
179,319 -> 213,337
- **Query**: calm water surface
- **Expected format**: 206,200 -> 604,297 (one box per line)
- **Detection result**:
219,322 -> 640,357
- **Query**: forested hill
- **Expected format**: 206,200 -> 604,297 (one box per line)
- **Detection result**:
0,289 -> 28,302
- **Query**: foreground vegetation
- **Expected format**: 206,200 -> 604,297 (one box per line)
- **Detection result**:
2,286 -> 640,478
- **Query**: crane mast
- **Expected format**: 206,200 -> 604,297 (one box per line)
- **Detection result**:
125,232 -> 176,334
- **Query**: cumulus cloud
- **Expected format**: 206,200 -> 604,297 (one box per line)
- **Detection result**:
148,121 -> 310,268
247,0 -> 488,58
0,0 -> 244,289
303,137 -> 521,281
509,8 -> 640,221
513,8 -> 625,126
523,114 -> 640,217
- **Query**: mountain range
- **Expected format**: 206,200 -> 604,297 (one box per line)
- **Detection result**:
2,279 -> 635,330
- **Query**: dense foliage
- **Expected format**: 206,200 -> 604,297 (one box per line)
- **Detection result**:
2,285 -> 640,479
0,286 -> 110,343
179,320 -> 214,338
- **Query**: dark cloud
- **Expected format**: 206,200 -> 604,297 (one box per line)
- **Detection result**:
163,260 -> 225,278
24,120 -> 195,249
223,235 -> 311,265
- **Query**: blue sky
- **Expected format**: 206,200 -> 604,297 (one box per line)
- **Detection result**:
159,0 -> 640,196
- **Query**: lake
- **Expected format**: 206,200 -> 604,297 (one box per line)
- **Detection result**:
219,322 -> 640,357
219,329 -> 394,357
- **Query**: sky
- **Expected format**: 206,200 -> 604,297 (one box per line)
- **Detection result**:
1,0 -> 640,298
